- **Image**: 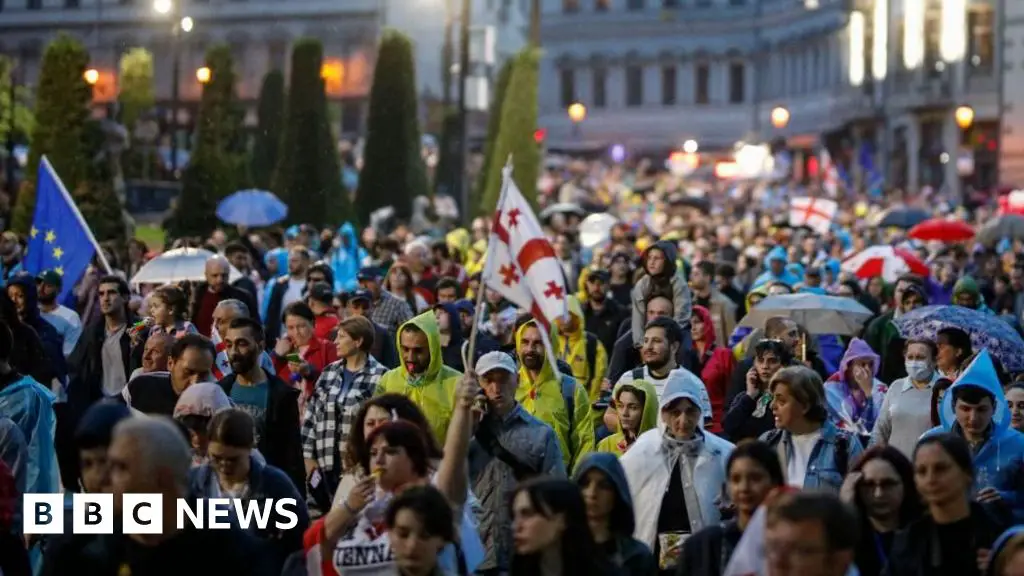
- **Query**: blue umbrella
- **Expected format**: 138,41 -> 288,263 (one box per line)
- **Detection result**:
894,305 -> 1024,373
216,189 -> 288,227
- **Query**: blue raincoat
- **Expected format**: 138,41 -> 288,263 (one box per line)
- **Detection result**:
752,246 -> 801,289
329,222 -> 368,293
0,374 -> 59,494
924,349 -> 1024,521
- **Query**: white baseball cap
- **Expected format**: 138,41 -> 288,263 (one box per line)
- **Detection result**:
475,351 -> 517,376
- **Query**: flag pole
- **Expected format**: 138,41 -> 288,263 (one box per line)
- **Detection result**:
464,156 -> 514,370
40,155 -> 113,275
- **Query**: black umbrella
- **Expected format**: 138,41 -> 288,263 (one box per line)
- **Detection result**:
875,207 -> 931,229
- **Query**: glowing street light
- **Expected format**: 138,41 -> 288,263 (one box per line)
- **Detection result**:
196,66 -> 211,84
955,105 -> 975,130
771,106 -> 791,129
180,16 -> 193,32
84,68 -> 99,85
153,0 -> 172,14
567,102 -> 587,124
683,139 -> 699,154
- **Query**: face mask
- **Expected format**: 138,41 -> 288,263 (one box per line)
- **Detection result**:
905,360 -> 932,381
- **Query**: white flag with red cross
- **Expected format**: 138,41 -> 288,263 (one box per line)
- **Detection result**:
789,196 -> 838,235
482,162 -> 570,333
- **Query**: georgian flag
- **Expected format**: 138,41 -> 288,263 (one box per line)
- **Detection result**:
789,197 -> 838,236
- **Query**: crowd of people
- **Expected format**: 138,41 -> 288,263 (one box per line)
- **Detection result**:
1,162 -> 1024,576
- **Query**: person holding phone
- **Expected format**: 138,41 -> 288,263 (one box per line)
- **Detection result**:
272,301 -> 337,412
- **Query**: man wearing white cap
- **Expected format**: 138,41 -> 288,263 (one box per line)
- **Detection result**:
620,372 -> 734,576
468,350 -> 565,575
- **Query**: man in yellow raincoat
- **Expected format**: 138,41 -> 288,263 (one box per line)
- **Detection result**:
375,311 -> 463,444
515,319 -> 595,471
550,296 -> 608,406
596,379 -> 658,456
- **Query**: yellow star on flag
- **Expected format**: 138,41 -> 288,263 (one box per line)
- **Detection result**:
52,246 -> 64,260
44,230 -> 56,243
55,266 -> 64,276
30,227 -> 38,239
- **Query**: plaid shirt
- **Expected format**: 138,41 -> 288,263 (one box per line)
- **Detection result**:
370,290 -> 414,335
301,355 -> 387,474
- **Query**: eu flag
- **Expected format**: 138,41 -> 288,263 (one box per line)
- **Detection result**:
23,156 -> 99,299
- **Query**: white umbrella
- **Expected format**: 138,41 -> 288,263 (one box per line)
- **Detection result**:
739,293 -> 874,336
578,213 -> 619,249
130,247 -> 242,285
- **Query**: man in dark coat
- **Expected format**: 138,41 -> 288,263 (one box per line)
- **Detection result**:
189,257 -> 259,337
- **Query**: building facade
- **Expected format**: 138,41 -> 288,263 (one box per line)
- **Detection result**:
0,0 -> 381,136
539,0 -> 1004,195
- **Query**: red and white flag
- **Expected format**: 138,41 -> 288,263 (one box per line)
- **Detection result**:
789,196 -> 838,235
482,161 -> 570,334
821,148 -> 841,198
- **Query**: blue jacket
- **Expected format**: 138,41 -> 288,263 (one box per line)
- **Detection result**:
573,453 -> 656,576
0,374 -> 59,494
924,349 -> 1024,521
188,454 -> 309,573
760,420 -> 863,493
329,222 -> 367,293
752,247 -> 801,289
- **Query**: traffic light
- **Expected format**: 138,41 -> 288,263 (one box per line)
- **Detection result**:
533,128 -> 547,144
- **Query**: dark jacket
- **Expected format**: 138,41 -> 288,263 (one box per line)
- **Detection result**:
9,275 -> 67,387
722,389 -> 776,443
573,453 -> 656,576
188,454 -> 310,574
677,521 -> 743,576
217,370 -> 305,491
584,297 -> 628,355
437,302 -> 466,372
67,313 -> 138,418
188,282 -> 259,336
882,503 -> 1006,576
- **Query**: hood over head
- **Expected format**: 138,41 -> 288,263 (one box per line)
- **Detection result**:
744,283 -> 770,312
572,452 -> 636,537
7,274 -> 40,322
763,246 -> 788,269
395,311 -> 445,383
838,338 -> 880,379
692,305 -> 717,345
940,349 -> 1009,432
612,378 -> 659,435
435,302 -> 465,350
173,382 -> 233,420
515,318 -> 558,384
641,240 -> 678,278
659,371 -> 707,418
337,222 -> 359,248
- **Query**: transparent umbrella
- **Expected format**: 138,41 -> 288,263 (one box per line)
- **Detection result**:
130,247 -> 242,285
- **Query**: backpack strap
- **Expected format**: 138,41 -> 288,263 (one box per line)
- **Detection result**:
631,367 -> 644,380
560,373 -> 576,428
585,332 -> 598,384
835,432 -> 849,475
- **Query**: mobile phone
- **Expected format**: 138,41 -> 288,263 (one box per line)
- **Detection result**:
286,353 -> 302,363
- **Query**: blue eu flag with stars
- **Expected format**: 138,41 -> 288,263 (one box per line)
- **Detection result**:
24,156 -> 100,300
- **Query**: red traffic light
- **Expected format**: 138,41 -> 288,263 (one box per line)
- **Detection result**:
533,128 -> 547,143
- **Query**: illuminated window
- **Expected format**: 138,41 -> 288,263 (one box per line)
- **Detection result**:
923,1 -> 941,77
968,6 -> 994,73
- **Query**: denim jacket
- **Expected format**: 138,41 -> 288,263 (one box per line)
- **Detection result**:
759,420 -> 863,493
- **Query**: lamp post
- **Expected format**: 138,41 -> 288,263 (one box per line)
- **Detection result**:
84,68 -> 100,86
568,102 -> 586,138
770,106 -> 790,130
155,0 -> 191,177
196,66 -> 211,84
955,105 -> 975,131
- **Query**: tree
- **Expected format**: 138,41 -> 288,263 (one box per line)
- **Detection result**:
251,70 -> 285,190
12,34 -> 92,234
76,119 -> 129,245
270,38 -> 349,227
0,57 -> 35,147
117,47 -> 154,131
472,58 -> 513,217
480,48 -> 540,213
432,108 -> 457,197
356,30 -> 428,225
165,45 -> 246,239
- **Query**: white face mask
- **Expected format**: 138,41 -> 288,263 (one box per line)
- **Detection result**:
905,360 -> 933,381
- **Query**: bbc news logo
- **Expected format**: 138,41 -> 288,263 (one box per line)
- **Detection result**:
24,494 -> 301,534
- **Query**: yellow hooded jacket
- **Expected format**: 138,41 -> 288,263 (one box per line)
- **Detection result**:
596,379 -> 659,457
515,320 -> 595,471
550,296 -> 608,404
375,311 -> 463,445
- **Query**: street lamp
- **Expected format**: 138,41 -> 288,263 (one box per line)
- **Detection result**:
770,106 -> 790,129
84,68 -> 100,85
683,139 -> 699,154
196,67 -> 211,84
154,0 -> 191,176
153,0 -> 171,14
567,102 -> 587,124
180,16 -> 194,33
955,105 -> 975,130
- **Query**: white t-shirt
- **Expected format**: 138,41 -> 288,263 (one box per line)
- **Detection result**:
615,366 -> 713,421
282,278 -> 306,310
787,430 -> 823,488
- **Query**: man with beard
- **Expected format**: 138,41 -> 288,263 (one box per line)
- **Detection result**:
36,270 -> 82,357
514,319 -> 594,470
121,334 -> 215,416
607,295 -> 692,382
689,261 -> 736,348
613,316 -> 712,424
217,317 -> 303,490
188,256 -> 258,338
724,317 -> 813,412
581,269 -> 626,354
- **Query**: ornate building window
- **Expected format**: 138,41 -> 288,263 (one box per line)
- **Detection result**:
661,65 -> 676,105
695,63 -> 710,104
626,64 -> 643,107
560,68 -> 576,108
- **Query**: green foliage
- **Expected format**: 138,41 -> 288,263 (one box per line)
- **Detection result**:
356,29 -> 428,225
165,45 -> 247,239
480,48 -> 540,213
76,119 -> 127,245
432,108 -> 457,197
12,34 -> 92,234
270,38 -> 349,227
473,58 -> 513,218
117,47 -> 154,131
251,70 -> 285,190
0,57 -> 35,145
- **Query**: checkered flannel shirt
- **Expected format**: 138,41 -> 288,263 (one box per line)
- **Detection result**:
370,290 -> 414,335
301,355 -> 388,474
